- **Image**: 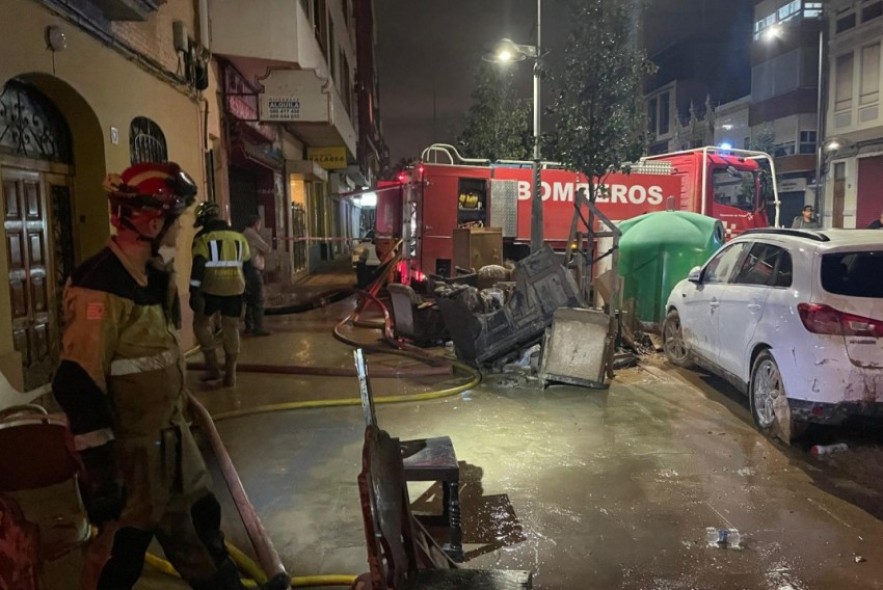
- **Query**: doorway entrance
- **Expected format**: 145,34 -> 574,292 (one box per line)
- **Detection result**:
1,78 -> 77,391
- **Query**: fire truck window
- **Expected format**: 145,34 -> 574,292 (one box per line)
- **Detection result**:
457,178 -> 488,228
712,167 -> 756,211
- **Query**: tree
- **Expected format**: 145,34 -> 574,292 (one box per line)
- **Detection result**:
543,0 -> 654,372
457,62 -> 532,161
544,0 -> 654,199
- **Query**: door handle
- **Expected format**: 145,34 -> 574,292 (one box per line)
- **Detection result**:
748,303 -> 762,312
709,297 -> 719,308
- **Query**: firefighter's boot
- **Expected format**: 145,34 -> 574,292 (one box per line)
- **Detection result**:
201,349 -> 222,382
191,559 -> 290,590
223,354 -> 237,387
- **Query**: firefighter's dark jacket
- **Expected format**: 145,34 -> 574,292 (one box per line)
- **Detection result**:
52,238 -> 187,451
189,219 -> 249,297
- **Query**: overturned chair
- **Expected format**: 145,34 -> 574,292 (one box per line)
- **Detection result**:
354,350 -> 462,561
387,283 -> 449,346
353,424 -> 533,589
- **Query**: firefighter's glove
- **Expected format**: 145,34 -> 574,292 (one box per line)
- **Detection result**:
189,290 -> 205,313
79,443 -> 126,525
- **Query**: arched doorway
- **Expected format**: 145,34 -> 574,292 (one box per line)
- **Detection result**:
0,78 -> 78,391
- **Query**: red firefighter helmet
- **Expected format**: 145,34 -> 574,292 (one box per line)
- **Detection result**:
104,162 -> 197,220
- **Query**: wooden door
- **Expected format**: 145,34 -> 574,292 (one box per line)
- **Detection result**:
2,168 -> 55,390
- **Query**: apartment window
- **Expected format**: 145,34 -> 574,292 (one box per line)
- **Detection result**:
129,117 -> 167,164
804,2 -> 823,18
754,13 -> 777,39
774,141 -> 796,157
313,0 -> 327,56
341,55 -> 352,117
752,61 -> 774,101
647,97 -> 658,134
779,0 -> 801,22
861,44 -> 880,105
799,130 -> 817,154
835,52 -> 855,111
836,12 -> 857,33
862,1 -> 883,22
659,92 -> 670,135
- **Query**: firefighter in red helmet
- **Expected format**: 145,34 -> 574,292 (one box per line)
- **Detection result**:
51,162 -> 289,590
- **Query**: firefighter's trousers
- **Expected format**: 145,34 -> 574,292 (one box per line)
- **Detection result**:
81,424 -> 240,589
194,294 -> 243,358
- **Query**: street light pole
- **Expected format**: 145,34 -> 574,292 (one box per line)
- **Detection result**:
530,0 -> 543,253
814,25 -> 826,222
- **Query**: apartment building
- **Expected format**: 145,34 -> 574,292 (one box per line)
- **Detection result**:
0,0 -> 219,402
751,0 -> 825,225
823,0 -> 883,228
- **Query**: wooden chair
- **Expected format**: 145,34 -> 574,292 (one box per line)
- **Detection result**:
356,424 -> 532,589
354,350 -> 463,561
0,404 -> 90,583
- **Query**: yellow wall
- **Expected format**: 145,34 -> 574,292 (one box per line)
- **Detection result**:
0,0 -> 220,404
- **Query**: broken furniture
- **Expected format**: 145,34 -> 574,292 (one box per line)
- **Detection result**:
387,283 -> 449,346
453,227 -> 503,273
0,405 -> 90,588
355,424 -> 533,589
437,247 -> 585,366
539,307 -> 611,388
354,350 -> 463,561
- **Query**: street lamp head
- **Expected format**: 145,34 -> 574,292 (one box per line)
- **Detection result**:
482,38 -> 534,63
763,24 -> 784,42
825,139 -> 842,152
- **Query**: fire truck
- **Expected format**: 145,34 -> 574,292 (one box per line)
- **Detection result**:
371,143 -> 779,283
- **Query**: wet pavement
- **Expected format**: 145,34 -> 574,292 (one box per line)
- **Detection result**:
127,264 -> 883,589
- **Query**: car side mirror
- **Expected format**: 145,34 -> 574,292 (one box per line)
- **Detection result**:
687,266 -> 702,283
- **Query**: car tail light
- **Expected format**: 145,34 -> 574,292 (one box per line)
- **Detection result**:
797,303 -> 883,338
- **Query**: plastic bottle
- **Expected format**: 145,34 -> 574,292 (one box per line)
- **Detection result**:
810,443 -> 849,456
705,527 -> 742,549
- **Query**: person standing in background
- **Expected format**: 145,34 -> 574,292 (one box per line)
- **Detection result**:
242,214 -> 271,336
791,205 -> 820,229
189,202 -> 250,387
868,208 -> 883,229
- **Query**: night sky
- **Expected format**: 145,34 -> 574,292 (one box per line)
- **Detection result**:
375,0 -> 753,164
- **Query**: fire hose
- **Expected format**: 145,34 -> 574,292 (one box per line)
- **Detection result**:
151,244 -> 481,586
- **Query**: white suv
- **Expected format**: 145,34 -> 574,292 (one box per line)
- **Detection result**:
663,229 -> 883,442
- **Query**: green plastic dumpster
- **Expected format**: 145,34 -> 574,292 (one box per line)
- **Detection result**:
618,211 -> 724,332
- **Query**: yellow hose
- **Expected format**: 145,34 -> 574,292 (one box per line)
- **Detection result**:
145,550 -> 357,587
211,361 -> 481,422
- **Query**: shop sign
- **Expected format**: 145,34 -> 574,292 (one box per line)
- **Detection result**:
259,70 -> 329,122
307,146 -> 347,170
777,178 -> 807,193
224,63 -> 259,121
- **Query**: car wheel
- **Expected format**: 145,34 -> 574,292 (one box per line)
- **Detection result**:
663,309 -> 693,368
749,350 -> 807,443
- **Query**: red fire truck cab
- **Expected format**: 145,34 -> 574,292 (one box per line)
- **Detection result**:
376,144 -> 779,282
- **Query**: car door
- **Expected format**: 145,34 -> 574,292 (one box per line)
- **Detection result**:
716,242 -> 790,378
680,242 -> 750,363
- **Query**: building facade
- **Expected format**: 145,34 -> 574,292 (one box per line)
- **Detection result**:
0,0 -> 382,406
751,0 -> 824,226
822,0 -> 883,228
0,0 -> 219,404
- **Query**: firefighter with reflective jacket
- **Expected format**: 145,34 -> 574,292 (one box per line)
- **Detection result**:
189,202 -> 250,386
51,163 -> 288,590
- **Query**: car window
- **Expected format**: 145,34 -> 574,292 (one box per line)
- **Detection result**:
821,251 -> 883,297
703,242 -> 748,284
733,243 -> 792,287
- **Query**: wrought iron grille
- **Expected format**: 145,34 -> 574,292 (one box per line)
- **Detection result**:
0,79 -> 73,163
129,116 -> 168,164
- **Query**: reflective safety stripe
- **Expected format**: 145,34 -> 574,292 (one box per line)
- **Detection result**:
204,260 -> 242,267
110,349 -> 177,376
190,279 -> 202,287
73,428 -> 116,451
